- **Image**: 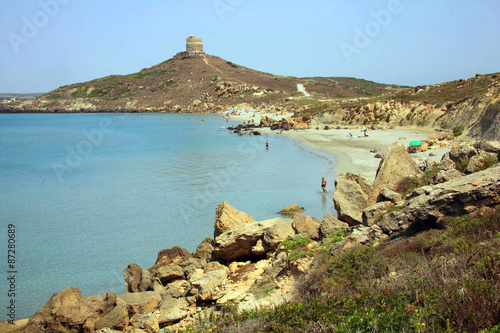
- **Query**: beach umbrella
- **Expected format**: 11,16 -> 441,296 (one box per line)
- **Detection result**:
409,140 -> 423,146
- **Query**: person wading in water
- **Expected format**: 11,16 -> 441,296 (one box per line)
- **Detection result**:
321,177 -> 328,192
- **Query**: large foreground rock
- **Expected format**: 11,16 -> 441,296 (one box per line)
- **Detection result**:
214,218 -> 294,261
291,213 -> 321,239
26,287 -> 120,333
379,163 -> 500,234
369,142 -> 423,204
214,201 -> 256,237
333,172 -> 372,225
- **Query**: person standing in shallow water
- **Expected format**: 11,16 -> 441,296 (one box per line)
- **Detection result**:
266,140 -> 269,149
321,177 -> 328,192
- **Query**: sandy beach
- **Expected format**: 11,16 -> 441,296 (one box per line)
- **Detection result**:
224,111 -> 452,182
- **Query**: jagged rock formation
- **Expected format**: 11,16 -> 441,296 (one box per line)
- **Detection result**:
333,172 -> 372,225
24,138 -> 500,332
214,201 -> 255,238
368,142 -> 423,205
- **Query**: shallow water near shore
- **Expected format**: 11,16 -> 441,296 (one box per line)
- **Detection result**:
0,113 -> 336,320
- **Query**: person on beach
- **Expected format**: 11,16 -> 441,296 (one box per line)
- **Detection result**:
349,132 -> 353,138
321,177 -> 328,192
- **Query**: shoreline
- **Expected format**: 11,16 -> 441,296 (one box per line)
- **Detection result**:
225,111 -> 452,182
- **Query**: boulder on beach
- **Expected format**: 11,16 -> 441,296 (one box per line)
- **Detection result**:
333,172 -> 372,225
369,142 -> 423,205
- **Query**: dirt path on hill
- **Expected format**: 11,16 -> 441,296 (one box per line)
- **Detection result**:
202,54 -> 224,75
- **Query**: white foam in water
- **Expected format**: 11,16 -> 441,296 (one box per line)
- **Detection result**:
0,113 -> 336,319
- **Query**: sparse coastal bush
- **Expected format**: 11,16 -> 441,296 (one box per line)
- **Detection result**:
88,89 -> 109,98
482,155 -> 499,170
453,124 -> 463,137
46,93 -> 62,99
279,236 -> 312,262
180,207 -> 500,332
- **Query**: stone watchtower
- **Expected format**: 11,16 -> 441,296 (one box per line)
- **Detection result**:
186,35 -> 203,55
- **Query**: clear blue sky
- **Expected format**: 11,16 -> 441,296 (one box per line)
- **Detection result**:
0,0 -> 499,93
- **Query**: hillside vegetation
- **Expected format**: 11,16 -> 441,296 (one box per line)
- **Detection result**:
2,52 -> 403,113
182,207 -> 500,333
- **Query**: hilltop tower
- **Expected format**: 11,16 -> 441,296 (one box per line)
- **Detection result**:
186,35 -> 203,55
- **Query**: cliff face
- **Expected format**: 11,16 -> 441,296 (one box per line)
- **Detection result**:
310,73 -> 500,141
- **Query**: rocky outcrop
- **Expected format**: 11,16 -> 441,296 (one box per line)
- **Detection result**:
129,313 -> 159,333
333,172 -> 372,225
279,203 -> 304,215
362,201 -> 393,227
189,262 -> 229,301
158,295 -> 189,325
291,213 -> 321,239
154,245 -> 192,265
369,142 -> 423,205
123,263 -> 156,293
117,291 -> 162,316
214,201 -> 255,238
26,152 -> 500,331
192,237 -> 215,261
320,215 -> 349,237
379,163 -> 500,235
379,188 -> 402,203
26,287 -> 121,333
214,218 -> 294,261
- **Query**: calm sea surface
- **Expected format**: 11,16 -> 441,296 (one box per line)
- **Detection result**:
0,113 -> 337,320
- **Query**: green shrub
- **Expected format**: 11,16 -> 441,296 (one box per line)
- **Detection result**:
46,93 -> 62,99
88,89 -> 108,98
280,236 -> 312,262
456,157 -> 469,173
453,125 -> 463,137
321,229 -> 346,249
483,155 -> 499,170
329,246 -> 388,287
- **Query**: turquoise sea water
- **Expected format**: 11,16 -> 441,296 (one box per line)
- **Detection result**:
0,113 -> 337,320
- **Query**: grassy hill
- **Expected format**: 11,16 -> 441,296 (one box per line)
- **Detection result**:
2,52 -> 405,112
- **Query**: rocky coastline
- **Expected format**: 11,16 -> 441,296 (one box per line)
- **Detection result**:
5,134 -> 498,332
